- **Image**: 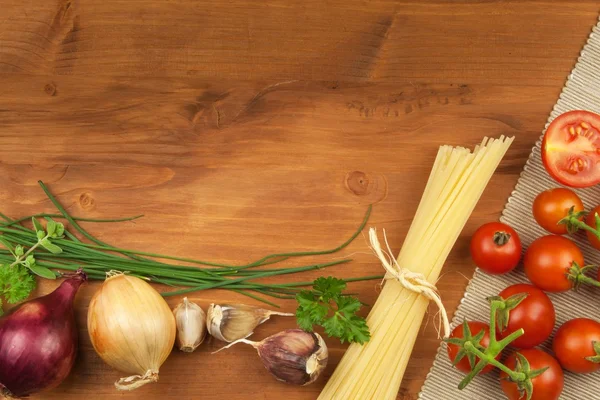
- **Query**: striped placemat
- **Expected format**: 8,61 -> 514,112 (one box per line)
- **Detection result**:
418,16 -> 600,400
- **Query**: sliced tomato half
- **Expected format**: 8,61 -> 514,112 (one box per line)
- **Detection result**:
541,110 -> 600,188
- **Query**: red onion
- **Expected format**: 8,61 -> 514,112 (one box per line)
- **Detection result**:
0,269 -> 86,398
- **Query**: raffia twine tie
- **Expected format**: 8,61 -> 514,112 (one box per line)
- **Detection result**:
368,227 -> 450,338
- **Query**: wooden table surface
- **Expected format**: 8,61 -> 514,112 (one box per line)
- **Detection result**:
1,1 -> 598,399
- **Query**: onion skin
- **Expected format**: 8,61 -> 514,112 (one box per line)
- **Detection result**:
0,271 -> 86,397
87,274 -> 176,390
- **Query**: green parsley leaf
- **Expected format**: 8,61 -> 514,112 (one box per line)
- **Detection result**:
322,312 -> 344,337
313,277 -> 346,301
332,296 -> 370,344
0,264 -> 36,311
296,305 -> 315,332
297,290 -> 329,324
295,276 -> 370,344
344,315 -> 370,344
336,295 -> 362,315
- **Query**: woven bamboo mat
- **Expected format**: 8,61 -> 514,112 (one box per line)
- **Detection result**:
418,16 -> 600,400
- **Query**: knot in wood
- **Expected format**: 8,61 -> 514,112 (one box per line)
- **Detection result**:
79,192 -> 95,210
345,171 -> 370,196
44,83 -> 57,96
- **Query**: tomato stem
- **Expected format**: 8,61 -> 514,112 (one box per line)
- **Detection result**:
559,208 -> 600,240
493,231 -> 511,246
457,359 -> 489,390
488,293 -> 527,334
456,299 -> 546,400
585,341 -> 600,364
578,275 -> 600,288
567,261 -> 600,290
496,329 -> 525,348
463,342 -> 526,380
488,301 -> 501,343
456,300 -> 525,390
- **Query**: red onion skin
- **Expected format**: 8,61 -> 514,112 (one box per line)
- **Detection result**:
0,271 -> 86,397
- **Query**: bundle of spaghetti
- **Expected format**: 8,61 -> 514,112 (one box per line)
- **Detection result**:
318,136 -> 514,400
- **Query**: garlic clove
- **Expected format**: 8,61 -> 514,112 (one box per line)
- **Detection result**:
214,329 -> 328,386
173,297 -> 207,352
207,303 -> 293,343
303,333 -> 329,385
257,329 -> 328,386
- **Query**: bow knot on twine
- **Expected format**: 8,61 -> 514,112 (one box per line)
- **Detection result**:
368,227 -> 450,338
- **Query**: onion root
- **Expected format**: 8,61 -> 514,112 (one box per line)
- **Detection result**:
114,370 -> 159,391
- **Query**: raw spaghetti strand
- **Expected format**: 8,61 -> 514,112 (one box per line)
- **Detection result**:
319,136 -> 513,400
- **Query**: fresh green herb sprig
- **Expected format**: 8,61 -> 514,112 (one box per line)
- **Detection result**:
0,181 -> 383,314
8,217 -> 63,278
0,265 -> 35,315
296,276 -> 371,344
0,216 -> 66,313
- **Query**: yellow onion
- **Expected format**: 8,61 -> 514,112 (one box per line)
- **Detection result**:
87,273 -> 176,391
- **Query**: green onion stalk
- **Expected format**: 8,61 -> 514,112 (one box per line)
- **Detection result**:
0,181 -> 382,307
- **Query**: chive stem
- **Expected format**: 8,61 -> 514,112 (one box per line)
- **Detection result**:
0,181 -> 376,307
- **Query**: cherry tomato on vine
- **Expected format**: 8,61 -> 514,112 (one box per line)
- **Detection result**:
541,110 -> 600,188
585,205 -> 600,251
523,235 -> 584,292
532,188 -> 584,234
470,222 -> 522,274
446,321 -> 494,374
552,318 -> 600,373
496,284 -> 555,349
500,349 -> 564,400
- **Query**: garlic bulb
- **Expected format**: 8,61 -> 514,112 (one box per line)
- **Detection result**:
173,297 -> 206,352
207,303 -> 293,342
215,329 -> 328,385
87,273 -> 176,391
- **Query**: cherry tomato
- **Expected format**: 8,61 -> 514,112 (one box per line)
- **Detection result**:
552,318 -> 600,373
446,321 -> 494,374
585,205 -> 600,251
523,235 -> 584,292
470,222 -> 522,274
541,110 -> 600,188
496,284 -> 555,349
532,188 -> 584,234
500,349 -> 564,400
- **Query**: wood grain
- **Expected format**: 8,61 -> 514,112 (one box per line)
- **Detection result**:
0,1 -> 597,399
1,1 -> 598,84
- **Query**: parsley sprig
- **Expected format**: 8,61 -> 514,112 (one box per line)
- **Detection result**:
0,217 -> 63,314
0,265 -> 36,314
296,276 -> 371,344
